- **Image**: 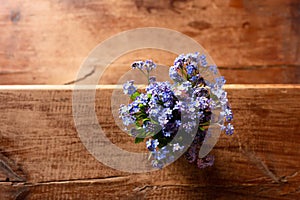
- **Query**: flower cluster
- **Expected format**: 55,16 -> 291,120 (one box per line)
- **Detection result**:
119,53 -> 234,169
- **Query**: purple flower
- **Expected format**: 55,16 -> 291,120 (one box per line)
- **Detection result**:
152,146 -> 170,161
169,66 -> 183,82
135,93 -> 148,106
146,139 -> 159,151
151,159 -> 164,169
182,121 -> 197,133
200,54 -> 207,67
173,143 -> 184,152
122,116 -> 135,126
224,108 -> 233,122
164,131 -> 171,137
225,123 -> 234,135
174,54 -> 185,66
144,60 -> 156,72
158,114 -> 169,126
128,103 -> 139,114
215,76 -> 226,88
120,52 -> 234,170
209,65 -> 218,74
195,96 -> 209,110
186,65 -> 196,75
123,80 -> 136,95
149,76 -> 156,83
148,106 -> 161,119
131,61 -> 144,70
197,155 -> 214,169
190,74 -> 200,83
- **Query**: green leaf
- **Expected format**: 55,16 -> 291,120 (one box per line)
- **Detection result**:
135,112 -> 147,119
130,91 -> 140,100
136,129 -> 147,138
199,126 -> 205,131
135,137 -> 144,143
145,131 -> 156,137
199,121 -> 210,126
142,118 -> 150,123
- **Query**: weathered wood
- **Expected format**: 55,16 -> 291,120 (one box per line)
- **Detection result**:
0,84 -> 299,199
97,50 -> 300,85
1,179 -> 300,200
0,0 -> 299,84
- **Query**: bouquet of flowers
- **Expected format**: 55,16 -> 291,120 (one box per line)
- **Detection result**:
119,52 -> 233,169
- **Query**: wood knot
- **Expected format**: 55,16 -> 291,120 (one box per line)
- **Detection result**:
242,21 -> 250,29
10,10 -> 21,23
188,20 -> 212,31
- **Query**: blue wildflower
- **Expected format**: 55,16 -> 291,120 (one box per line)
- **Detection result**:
224,108 -> 233,122
158,113 -> 169,126
120,53 -> 234,170
173,143 -> 184,152
131,61 -> 144,70
149,76 -> 156,83
225,123 -> 234,135
173,101 -> 182,110
215,76 -> 226,88
200,54 -> 207,67
186,65 -> 196,75
119,104 -> 137,126
119,104 -> 128,115
120,114 -> 136,126
174,54 -> 185,66
197,155 -> 214,169
195,96 -> 209,110
135,93 -> 148,106
151,159 -> 164,169
163,131 -> 171,137
164,108 -> 173,116
175,120 -> 181,127
190,74 -> 200,83
144,60 -> 156,72
187,52 -> 200,63
209,65 -> 218,74
128,103 -> 139,114
152,147 -> 170,161
174,81 -> 192,96
182,121 -> 196,133
148,106 -> 161,119
146,139 -> 159,151
208,99 -> 216,110
193,87 -> 209,97
169,66 -> 183,82
123,80 -> 137,95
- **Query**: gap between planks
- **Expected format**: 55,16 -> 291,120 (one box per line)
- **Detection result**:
0,84 -> 299,90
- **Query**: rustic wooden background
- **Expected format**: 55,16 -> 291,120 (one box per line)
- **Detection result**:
0,0 -> 299,84
0,85 -> 299,200
0,0 -> 300,199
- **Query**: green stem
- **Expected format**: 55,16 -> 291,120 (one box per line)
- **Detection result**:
180,67 -> 188,80
138,68 -> 150,84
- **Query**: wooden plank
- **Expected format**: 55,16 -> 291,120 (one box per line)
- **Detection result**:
97,50 -> 300,85
0,0 -> 299,84
0,84 -> 299,199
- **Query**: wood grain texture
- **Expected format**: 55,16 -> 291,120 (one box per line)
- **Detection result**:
0,0 -> 299,84
0,84 -> 299,199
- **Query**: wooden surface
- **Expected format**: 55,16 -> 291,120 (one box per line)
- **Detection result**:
0,84 -> 299,199
0,0 -> 299,84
